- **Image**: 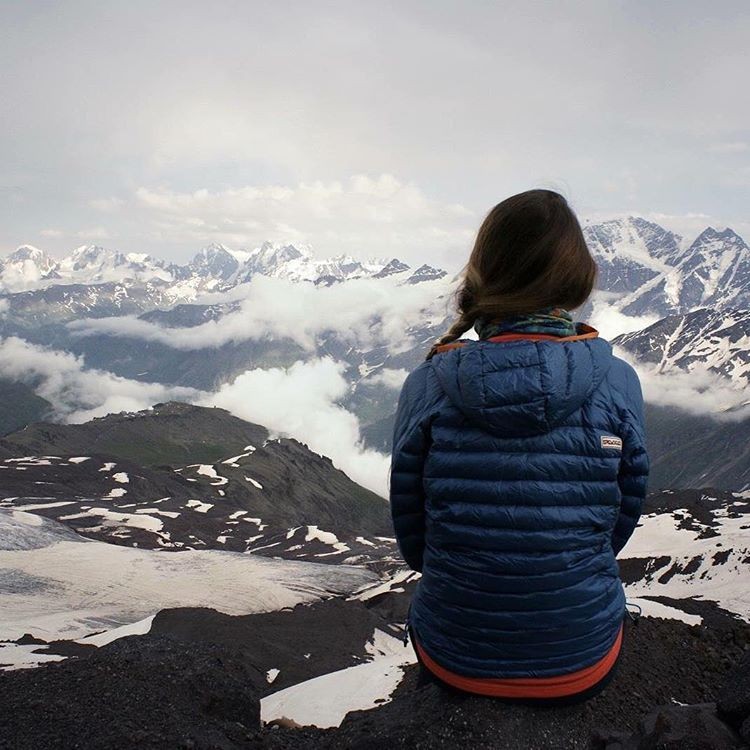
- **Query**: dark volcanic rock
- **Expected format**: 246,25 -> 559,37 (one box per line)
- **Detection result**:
593,703 -> 744,749
2,615 -> 750,750
149,597 -> 408,693
274,616 -> 750,750
0,636 -> 266,750
717,650 -> 750,738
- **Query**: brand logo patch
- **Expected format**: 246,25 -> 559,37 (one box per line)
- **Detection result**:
601,435 -> 622,450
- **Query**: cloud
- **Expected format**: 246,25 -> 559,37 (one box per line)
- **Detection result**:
365,368 -> 410,389
2,3 -> 750,261
707,141 -> 749,154
75,227 -> 110,240
613,345 -> 750,421
199,358 -> 389,495
0,335 -> 391,494
40,229 -> 64,238
0,336 -> 202,423
133,174 -> 475,267
89,197 -> 124,212
67,273 -> 455,352
588,294 -> 661,339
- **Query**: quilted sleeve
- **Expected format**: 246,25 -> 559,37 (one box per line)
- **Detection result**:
612,366 -> 650,556
389,363 -> 434,572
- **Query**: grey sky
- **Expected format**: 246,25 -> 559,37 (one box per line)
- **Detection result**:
2,0 -> 748,269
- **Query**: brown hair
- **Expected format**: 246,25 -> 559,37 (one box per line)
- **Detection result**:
426,189 -> 597,359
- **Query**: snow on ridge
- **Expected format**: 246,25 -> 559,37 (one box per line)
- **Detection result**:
305,525 -> 351,554
189,464 -> 229,486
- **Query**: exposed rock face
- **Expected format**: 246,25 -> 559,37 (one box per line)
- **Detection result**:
592,703 -> 745,749
0,636 -> 266,750
718,651 -> 750,743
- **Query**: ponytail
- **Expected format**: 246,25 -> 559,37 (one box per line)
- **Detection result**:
425,272 -> 478,360
425,311 -> 475,360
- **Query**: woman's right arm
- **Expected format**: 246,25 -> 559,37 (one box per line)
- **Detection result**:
389,364 -> 434,572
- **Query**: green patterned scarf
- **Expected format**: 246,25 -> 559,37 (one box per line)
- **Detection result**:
474,306 -> 578,340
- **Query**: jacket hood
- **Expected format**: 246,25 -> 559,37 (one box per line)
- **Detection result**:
431,336 -> 613,437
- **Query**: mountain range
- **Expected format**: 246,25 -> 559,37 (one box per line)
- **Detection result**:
0,240 -> 447,306
1,214 -> 749,494
2,216 -> 747,324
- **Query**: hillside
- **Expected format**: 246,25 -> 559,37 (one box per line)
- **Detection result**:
0,402 -> 393,555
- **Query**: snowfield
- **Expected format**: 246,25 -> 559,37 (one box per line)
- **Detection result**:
623,503 -> 750,620
261,628 -> 416,728
0,509 -> 377,650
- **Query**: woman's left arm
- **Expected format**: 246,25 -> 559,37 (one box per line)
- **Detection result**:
612,366 -> 650,556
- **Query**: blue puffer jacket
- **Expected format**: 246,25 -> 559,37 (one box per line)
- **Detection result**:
389,332 -> 649,678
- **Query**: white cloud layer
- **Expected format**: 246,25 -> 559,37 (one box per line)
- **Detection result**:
613,345 -> 750,421
588,293 -> 661,339
0,336 -> 201,422
0,336 -> 390,494
364,368 -> 410,389
68,273 -> 455,352
199,358 -> 389,495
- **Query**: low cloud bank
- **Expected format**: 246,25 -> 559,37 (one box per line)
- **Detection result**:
0,336 -> 202,423
613,345 -> 750,421
364,368 -> 410,389
0,336 -> 390,495
199,358 -> 389,495
67,273 -> 454,354
588,294 -> 660,339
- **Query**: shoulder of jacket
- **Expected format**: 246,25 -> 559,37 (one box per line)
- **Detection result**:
606,354 -> 642,394
399,360 -> 444,415
406,358 -> 432,381
605,354 -> 646,435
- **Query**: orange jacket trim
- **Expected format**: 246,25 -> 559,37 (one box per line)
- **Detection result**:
434,324 -> 599,355
413,623 -> 623,699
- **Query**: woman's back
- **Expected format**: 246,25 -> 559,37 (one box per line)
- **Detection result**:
390,320 -> 648,680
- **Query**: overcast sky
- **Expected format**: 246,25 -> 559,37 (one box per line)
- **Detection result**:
2,1 -> 749,269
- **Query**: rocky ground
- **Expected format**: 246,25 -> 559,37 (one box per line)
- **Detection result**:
1,614 -> 749,749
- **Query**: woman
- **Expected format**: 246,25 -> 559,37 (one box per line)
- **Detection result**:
389,189 -> 649,704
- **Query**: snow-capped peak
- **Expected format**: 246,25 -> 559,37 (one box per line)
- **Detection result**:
686,227 -> 747,258
9,245 -> 53,265
619,224 -> 750,317
64,245 -> 127,271
0,245 -> 59,292
189,243 -> 241,282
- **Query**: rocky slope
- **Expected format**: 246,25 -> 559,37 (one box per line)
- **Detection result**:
621,227 -> 750,317
0,403 -> 748,747
0,402 -> 393,558
613,307 -> 750,388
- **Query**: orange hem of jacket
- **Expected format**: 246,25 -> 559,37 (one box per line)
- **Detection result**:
434,324 -> 599,355
412,623 -> 623,699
